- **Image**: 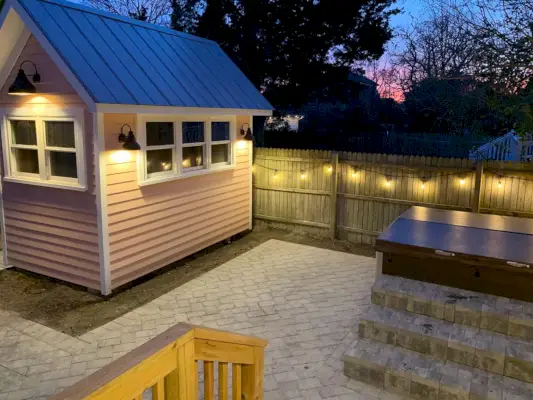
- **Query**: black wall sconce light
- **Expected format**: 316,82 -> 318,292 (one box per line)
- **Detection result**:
9,60 -> 41,96
118,124 -> 141,150
240,123 -> 253,141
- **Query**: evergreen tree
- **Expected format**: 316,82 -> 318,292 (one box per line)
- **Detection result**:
170,0 -> 398,109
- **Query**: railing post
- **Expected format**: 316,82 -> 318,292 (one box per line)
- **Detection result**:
330,152 -> 339,239
472,160 -> 484,213
242,347 -> 264,400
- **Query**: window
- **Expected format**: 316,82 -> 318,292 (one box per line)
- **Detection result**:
146,122 -> 175,177
211,122 -> 231,165
182,122 -> 205,170
139,116 -> 236,184
2,110 -> 85,190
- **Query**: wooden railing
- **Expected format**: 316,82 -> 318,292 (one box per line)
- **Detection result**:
49,323 -> 268,400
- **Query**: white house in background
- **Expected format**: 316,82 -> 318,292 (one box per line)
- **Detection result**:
469,131 -> 533,161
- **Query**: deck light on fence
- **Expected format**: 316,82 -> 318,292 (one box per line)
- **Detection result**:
8,60 -> 40,96
300,170 -> 306,179
352,169 -> 358,178
240,123 -> 253,141
420,182 -> 425,189
327,165 -> 333,173
385,177 -> 392,187
459,178 -> 466,186
118,124 -> 141,150
498,176 -> 503,189
273,170 -> 278,179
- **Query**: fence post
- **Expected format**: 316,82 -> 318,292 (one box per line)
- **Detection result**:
472,160 -> 484,213
330,152 -> 339,239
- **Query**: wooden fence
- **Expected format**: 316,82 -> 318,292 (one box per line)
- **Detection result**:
252,148 -> 533,244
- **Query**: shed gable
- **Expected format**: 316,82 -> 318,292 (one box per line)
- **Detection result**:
0,34 -> 84,107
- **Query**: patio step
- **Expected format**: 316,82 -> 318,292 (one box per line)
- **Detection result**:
372,275 -> 533,341
343,339 -> 533,399
359,306 -> 533,383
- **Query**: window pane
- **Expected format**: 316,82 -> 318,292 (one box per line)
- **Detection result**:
182,122 -> 204,144
46,121 -> 75,148
212,143 -> 229,164
212,122 -> 230,141
147,149 -> 173,174
11,120 -> 37,145
147,122 -> 174,146
50,151 -> 77,178
182,146 -> 204,168
14,149 -> 38,173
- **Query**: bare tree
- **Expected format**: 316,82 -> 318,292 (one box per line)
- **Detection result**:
84,0 -> 172,25
362,57 -> 404,101
394,11 -> 481,90
430,0 -> 533,93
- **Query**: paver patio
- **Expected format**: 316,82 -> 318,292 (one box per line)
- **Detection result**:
0,239 -> 403,400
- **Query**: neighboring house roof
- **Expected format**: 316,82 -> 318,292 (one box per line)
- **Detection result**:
348,72 -> 377,87
9,0 -> 272,110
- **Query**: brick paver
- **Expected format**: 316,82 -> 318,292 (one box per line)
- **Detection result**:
0,240 -> 403,400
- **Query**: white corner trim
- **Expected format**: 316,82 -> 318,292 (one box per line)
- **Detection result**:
97,103 -> 273,116
249,116 -> 253,230
0,179 -> 10,268
94,112 -> 111,295
5,1 -> 96,112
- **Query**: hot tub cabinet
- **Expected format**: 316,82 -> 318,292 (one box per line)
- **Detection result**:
0,0 -> 272,294
375,206 -> 533,302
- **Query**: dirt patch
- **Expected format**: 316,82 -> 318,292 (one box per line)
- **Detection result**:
0,226 -> 374,336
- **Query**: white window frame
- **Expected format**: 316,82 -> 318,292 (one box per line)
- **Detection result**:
0,107 -> 87,191
210,120 -> 232,169
180,119 -> 207,173
137,115 -> 236,186
142,118 -> 177,180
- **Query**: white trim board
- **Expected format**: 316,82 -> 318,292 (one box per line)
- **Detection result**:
0,0 -> 96,111
94,112 -> 111,295
97,103 -> 273,116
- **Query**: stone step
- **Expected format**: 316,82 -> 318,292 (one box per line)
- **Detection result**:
359,306 -> 533,383
372,275 -> 533,341
343,339 -> 533,400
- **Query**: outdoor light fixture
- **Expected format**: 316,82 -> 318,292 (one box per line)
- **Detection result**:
273,170 -> 278,179
8,60 -> 40,96
385,177 -> 392,187
459,178 -> 466,185
300,170 -> 306,179
118,124 -> 141,150
498,175 -> 503,189
240,123 -> 253,140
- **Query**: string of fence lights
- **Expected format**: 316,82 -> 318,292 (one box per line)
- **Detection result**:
252,162 -> 532,190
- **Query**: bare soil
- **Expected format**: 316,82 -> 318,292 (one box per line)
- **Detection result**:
0,226 -> 374,336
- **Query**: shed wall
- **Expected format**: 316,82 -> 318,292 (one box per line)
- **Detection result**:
0,35 -> 100,289
103,114 -> 251,288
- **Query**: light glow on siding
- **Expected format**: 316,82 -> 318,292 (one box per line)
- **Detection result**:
110,150 -> 132,164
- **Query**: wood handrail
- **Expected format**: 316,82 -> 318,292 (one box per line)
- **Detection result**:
49,322 -> 267,400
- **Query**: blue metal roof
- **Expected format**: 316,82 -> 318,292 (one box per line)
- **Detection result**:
17,0 -> 272,110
